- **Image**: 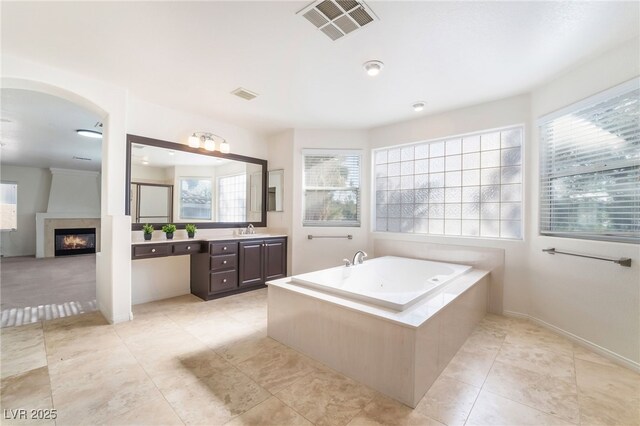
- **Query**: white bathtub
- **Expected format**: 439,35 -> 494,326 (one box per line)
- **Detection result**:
290,256 -> 471,311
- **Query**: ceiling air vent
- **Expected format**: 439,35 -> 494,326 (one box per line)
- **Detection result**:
231,87 -> 259,101
298,0 -> 378,41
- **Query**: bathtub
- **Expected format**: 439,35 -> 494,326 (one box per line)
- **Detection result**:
290,256 -> 471,311
267,256 -> 489,407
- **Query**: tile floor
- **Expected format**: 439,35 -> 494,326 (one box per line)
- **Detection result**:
1,288 -> 638,426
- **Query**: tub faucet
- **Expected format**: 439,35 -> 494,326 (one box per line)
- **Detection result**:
352,250 -> 368,265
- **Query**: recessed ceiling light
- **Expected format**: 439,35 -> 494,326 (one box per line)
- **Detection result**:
363,60 -> 384,77
76,129 -> 102,139
413,101 -> 426,112
168,151 -> 175,156
142,160 -> 149,165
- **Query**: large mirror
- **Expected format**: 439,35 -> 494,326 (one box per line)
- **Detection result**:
126,134 -> 267,230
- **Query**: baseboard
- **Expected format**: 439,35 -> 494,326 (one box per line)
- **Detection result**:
503,310 -> 640,373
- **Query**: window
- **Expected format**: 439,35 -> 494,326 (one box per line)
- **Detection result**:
303,149 -> 361,227
374,126 -> 523,239
179,178 -> 212,220
0,182 -> 17,231
539,79 -> 640,243
218,174 -> 246,222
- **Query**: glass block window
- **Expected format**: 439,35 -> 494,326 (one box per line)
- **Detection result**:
539,78 -> 639,243
303,149 -> 361,227
374,126 -> 523,239
218,174 -> 247,222
180,178 -> 212,220
0,182 -> 17,231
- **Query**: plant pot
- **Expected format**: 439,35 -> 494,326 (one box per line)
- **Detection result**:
166,232 -> 174,240
144,233 -> 152,241
187,232 -> 195,238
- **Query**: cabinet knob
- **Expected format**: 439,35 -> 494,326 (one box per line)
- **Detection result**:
187,246 -> 191,250
223,279 -> 227,283
151,248 -> 156,253
223,246 -> 227,251
223,260 -> 227,264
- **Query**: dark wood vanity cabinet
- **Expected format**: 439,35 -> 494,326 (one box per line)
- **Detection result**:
239,238 -> 287,287
191,237 -> 287,300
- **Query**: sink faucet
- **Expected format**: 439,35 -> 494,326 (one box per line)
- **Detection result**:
247,224 -> 255,235
352,250 -> 367,265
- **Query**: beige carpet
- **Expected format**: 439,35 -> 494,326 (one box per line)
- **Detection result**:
0,254 -> 97,327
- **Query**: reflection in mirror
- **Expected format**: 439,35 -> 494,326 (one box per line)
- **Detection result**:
127,135 -> 266,228
131,183 -> 173,223
268,169 -> 284,212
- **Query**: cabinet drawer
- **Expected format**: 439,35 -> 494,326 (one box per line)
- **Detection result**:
210,242 -> 237,256
132,244 -> 171,259
209,270 -> 237,293
173,242 -> 202,255
210,254 -> 237,271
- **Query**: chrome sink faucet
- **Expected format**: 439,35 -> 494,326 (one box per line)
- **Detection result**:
246,224 -> 255,235
352,250 -> 368,265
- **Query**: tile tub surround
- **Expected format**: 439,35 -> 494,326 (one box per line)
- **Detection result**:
1,289 -> 639,425
268,270 -> 489,407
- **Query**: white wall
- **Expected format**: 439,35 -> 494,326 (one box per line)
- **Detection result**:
0,165 -> 51,257
368,94 -> 532,316
266,130 -> 294,274
529,37 -> 640,365
47,168 -> 100,214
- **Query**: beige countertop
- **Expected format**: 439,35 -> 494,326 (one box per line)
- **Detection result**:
131,233 -> 287,245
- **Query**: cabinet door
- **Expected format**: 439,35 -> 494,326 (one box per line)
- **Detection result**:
264,238 -> 287,281
239,240 -> 264,287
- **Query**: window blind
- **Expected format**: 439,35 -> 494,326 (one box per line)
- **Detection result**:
303,150 -> 361,227
539,79 -> 640,243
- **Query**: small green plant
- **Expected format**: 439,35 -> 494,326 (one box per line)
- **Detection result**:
142,223 -> 154,235
161,224 -> 177,234
185,224 -> 197,234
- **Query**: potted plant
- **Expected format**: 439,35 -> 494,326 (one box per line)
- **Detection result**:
162,223 -> 177,240
142,223 -> 154,241
185,224 -> 197,239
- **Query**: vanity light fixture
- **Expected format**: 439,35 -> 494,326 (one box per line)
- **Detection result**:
413,101 -> 426,112
363,60 -> 384,77
76,129 -> 102,139
188,132 -> 230,153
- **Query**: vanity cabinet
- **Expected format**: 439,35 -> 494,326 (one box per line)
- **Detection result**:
190,237 -> 287,300
239,238 -> 287,287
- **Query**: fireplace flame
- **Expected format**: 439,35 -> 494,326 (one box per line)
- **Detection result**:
62,235 -> 88,249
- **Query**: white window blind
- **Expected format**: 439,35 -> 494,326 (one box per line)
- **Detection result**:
539,79 -> 640,243
303,149 -> 361,227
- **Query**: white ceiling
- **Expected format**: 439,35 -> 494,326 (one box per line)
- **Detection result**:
1,1 -> 639,137
0,89 -> 103,171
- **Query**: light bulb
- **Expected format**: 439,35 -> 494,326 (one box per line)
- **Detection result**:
363,60 -> 384,77
204,138 -> 215,151
220,140 -> 230,154
413,102 -> 425,112
188,134 -> 200,148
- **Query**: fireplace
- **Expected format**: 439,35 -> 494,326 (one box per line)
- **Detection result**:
54,228 -> 96,256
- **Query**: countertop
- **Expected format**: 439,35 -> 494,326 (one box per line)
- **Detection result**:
131,233 -> 287,245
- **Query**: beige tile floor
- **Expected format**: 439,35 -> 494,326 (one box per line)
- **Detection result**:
1,288 -> 638,426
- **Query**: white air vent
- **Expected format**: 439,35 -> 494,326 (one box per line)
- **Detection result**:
231,87 -> 259,101
298,0 -> 378,41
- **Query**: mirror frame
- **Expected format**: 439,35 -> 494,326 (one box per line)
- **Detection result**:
126,134 -> 267,230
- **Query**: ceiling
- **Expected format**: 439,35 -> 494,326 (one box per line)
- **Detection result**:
1,1 -> 639,137
0,89 -> 103,171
